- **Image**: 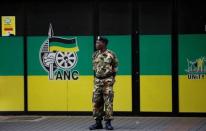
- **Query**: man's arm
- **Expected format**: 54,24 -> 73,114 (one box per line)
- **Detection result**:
112,53 -> 119,77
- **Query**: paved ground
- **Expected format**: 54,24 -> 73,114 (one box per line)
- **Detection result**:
0,116 -> 206,131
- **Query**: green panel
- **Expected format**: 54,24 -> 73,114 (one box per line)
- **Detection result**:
72,36 -> 93,75
140,35 -> 171,75
179,34 -> 206,75
27,36 -> 47,75
106,35 -> 131,75
28,36 -> 93,75
0,37 -> 24,75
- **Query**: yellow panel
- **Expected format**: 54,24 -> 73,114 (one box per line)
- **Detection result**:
113,76 -> 132,111
140,75 -> 172,112
28,76 -> 67,111
67,76 -> 93,111
68,75 -> 132,111
179,75 -> 206,112
0,76 -> 24,111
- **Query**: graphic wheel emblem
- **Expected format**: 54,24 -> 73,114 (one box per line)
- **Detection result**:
55,51 -> 78,69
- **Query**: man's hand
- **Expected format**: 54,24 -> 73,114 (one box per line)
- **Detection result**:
43,53 -> 56,67
112,72 -> 116,77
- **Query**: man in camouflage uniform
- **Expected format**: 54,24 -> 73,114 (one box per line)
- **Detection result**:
89,36 -> 118,130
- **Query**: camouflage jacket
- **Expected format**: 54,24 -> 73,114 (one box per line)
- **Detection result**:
92,49 -> 118,78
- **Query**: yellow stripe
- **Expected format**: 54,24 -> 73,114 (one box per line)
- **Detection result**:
113,75 -> 132,111
179,75 -> 206,112
0,76 -> 24,111
67,76 -> 93,111
68,75 -> 132,111
50,46 -> 79,52
140,75 -> 172,112
67,75 -> 132,111
28,75 -> 132,111
28,76 -> 68,111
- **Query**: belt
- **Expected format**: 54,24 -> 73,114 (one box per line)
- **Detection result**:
95,73 -> 114,79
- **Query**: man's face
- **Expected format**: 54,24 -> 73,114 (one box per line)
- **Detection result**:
96,40 -> 105,50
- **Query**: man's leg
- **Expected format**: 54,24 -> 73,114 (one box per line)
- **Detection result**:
89,82 -> 104,130
103,89 -> 114,121
103,79 -> 114,130
92,84 -> 104,120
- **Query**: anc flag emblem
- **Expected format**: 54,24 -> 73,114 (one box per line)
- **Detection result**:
49,37 -> 79,52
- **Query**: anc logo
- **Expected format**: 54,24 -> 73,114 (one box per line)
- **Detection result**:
39,24 -> 79,80
185,56 -> 206,80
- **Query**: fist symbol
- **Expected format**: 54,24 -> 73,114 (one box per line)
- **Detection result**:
43,53 -> 56,67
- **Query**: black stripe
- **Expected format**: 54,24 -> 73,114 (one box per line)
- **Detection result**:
132,0 -> 139,115
49,37 -> 76,44
26,2 -> 93,36
172,0 -> 179,114
99,1 -> 132,35
93,0 -> 99,50
139,1 -> 172,34
0,2 -> 24,36
1,111 -> 206,117
23,3 -> 28,113
178,1 -> 206,34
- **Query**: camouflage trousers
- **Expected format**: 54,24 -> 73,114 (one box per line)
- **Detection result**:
92,76 -> 115,121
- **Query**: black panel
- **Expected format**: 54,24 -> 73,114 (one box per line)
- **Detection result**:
27,1 -> 93,35
178,1 -> 206,34
132,0 -> 140,114
172,0 -> 178,114
99,1 -> 132,35
0,2 -> 24,36
139,1 -> 172,34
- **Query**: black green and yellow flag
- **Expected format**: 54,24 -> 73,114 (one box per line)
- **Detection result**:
49,37 -> 79,52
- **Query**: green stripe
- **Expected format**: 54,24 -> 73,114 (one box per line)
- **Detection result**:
140,35 -> 171,75
27,36 -> 93,75
106,35 -> 131,75
179,34 -> 206,75
0,37 -> 24,76
50,42 -> 76,48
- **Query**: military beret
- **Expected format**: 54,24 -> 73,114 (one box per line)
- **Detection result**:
97,36 -> 108,45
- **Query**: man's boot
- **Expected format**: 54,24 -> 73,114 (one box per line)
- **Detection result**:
105,120 -> 114,130
89,119 -> 103,130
